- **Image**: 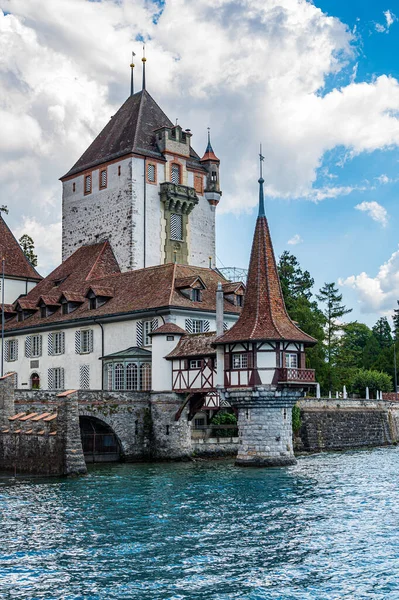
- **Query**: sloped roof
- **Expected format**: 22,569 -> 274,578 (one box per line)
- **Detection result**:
150,323 -> 186,336
166,332 -> 217,359
62,89 -> 205,178
0,216 -> 42,281
4,247 -> 242,333
101,346 -> 151,360
215,180 -> 317,346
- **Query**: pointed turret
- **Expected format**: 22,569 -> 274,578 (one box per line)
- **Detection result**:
200,128 -> 222,203
216,163 -> 315,346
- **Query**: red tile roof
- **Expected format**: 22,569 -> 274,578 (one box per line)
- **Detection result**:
0,216 -> 42,281
150,323 -> 186,336
4,245 -> 242,332
166,332 -> 217,359
216,196 -> 316,346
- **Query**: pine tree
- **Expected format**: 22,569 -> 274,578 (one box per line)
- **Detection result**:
316,282 -> 352,391
19,234 -> 38,267
372,317 -> 392,348
0,205 -> 8,215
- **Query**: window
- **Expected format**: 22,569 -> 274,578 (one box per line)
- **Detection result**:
232,353 -> 248,369
99,169 -> 107,189
192,320 -> 204,334
192,289 -> 202,302
171,163 -> 181,184
190,359 -> 202,369
81,330 -> 93,354
106,364 -> 113,390
285,353 -> 298,369
62,302 -> 69,315
147,163 -> 156,183
6,340 -> 18,362
114,363 -> 124,391
143,321 -> 152,346
17,311 -> 24,322
40,306 -> 47,318
140,363 -> 152,391
236,295 -> 243,307
211,170 -> 217,182
31,335 -> 42,358
170,213 -> 183,241
126,363 -> 138,390
48,367 -> 64,390
89,297 -> 96,310
84,174 -> 92,194
118,165 -> 121,176
72,182 -> 76,193
194,174 -> 203,194
52,332 -> 65,356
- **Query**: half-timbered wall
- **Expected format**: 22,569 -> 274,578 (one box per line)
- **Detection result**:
171,357 -> 216,392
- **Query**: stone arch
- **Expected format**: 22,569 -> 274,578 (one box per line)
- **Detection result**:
79,414 -> 122,463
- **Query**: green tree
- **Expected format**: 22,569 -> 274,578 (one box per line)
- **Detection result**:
372,317 -> 392,348
336,322 -> 372,377
19,234 -> 38,267
349,368 -> 392,397
316,282 -> 352,392
0,205 -> 8,215
278,251 -> 314,309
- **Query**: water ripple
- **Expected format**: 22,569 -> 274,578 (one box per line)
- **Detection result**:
1,448 -> 399,598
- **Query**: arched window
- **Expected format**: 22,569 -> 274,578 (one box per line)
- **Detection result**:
114,363 -> 124,391
171,163 -> 181,184
140,363 -> 152,391
30,372 -> 40,390
126,363 -> 138,390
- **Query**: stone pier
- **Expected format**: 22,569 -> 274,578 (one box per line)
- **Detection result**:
225,386 -> 304,467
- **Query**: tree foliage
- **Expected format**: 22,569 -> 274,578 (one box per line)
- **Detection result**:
19,234 -> 38,267
0,205 -> 8,215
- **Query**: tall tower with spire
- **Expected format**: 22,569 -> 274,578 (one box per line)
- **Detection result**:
61,57 -> 220,271
215,150 -> 317,467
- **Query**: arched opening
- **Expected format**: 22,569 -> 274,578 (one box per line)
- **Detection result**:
30,372 -> 40,389
79,416 -> 121,463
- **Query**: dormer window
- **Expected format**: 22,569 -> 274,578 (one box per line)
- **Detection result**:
192,289 -> 202,302
99,169 -> 107,189
59,294 -> 84,315
171,163 -> 181,184
86,287 -> 113,310
40,306 -> 47,318
171,128 -> 176,139
236,295 -> 243,307
84,173 -> 92,194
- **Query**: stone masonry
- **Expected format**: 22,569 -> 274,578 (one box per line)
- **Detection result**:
226,386 -> 304,467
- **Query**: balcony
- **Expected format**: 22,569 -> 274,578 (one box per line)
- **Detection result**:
278,368 -> 316,384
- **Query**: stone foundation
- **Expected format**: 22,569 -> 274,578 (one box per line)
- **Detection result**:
225,386 -> 304,467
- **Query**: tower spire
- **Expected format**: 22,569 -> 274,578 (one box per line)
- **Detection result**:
258,144 -> 265,217
142,44 -> 146,90
130,51 -> 136,96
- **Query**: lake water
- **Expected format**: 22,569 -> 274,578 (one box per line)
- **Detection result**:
1,448 -> 399,599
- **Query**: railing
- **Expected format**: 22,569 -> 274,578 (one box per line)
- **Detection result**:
192,424 -> 239,439
278,368 -> 316,382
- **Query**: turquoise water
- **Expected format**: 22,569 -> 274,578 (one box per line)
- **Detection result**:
1,449 -> 399,599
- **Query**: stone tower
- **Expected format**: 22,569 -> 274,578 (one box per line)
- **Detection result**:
61,89 -> 222,271
215,167 -> 317,467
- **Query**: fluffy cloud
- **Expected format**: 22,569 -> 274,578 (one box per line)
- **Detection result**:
355,201 -> 388,227
341,247 -> 399,314
287,234 -> 303,245
2,0 -> 399,271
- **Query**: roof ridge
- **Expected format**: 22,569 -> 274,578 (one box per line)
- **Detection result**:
0,215 -> 42,280
169,262 -> 177,305
132,90 -> 146,153
85,241 -> 110,281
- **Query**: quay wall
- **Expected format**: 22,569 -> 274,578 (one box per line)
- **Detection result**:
296,398 -> 399,453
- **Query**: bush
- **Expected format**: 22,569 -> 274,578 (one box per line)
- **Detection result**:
210,411 -> 238,437
292,404 -> 302,433
349,368 -> 392,397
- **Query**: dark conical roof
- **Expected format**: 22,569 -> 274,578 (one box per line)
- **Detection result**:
62,90 -> 173,178
215,181 -> 316,346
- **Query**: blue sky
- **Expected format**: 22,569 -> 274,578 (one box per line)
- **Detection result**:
217,0 -> 399,326
1,0 -> 399,327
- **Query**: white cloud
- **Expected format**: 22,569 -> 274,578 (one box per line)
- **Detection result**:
341,246 -> 399,313
375,9 -> 396,33
354,201 -> 388,227
287,234 -> 303,246
376,173 -> 391,184
1,1 -> 399,265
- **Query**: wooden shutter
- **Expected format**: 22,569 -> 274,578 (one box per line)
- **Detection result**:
60,368 -> 65,390
38,335 -> 42,357
75,330 -> 81,354
25,336 -> 32,358
185,319 -> 193,334
136,321 -> 143,347
60,332 -> 65,355
203,320 -> 210,333
151,317 -> 159,332
48,368 -> 54,390
89,329 -> 94,353
4,341 -> 8,362
80,365 -> 90,389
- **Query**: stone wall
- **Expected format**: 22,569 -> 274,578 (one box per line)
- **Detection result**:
193,437 -> 239,457
296,398 -> 399,452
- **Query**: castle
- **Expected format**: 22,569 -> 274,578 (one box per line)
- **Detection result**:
0,67 -> 318,472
